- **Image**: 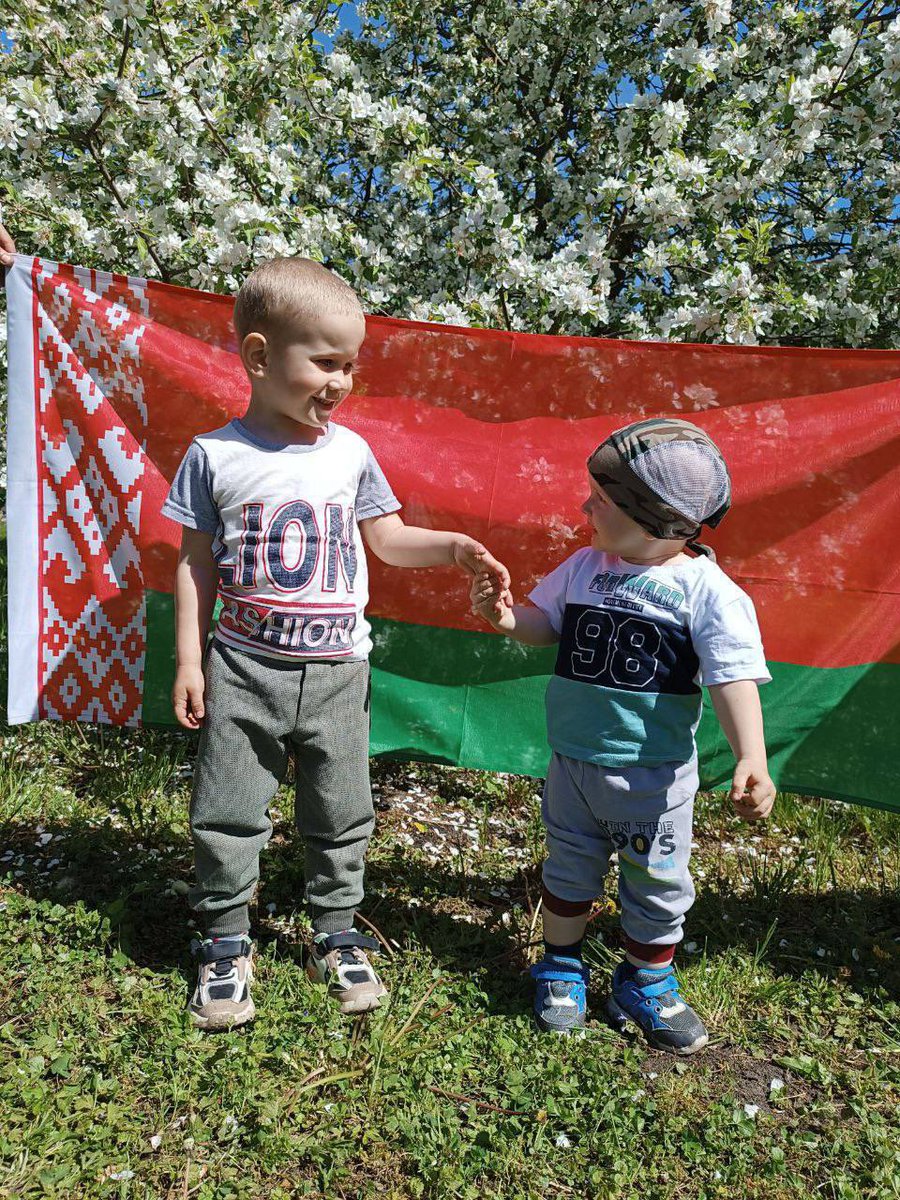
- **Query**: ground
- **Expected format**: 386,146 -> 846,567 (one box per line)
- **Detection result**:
1,721 -> 898,1199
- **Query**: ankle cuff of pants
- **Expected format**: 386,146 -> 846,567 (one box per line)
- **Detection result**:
310,906 -> 358,936
541,885 -> 593,918
205,906 -> 252,939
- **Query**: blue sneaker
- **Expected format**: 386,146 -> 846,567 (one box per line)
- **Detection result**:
607,960 -> 708,1055
531,955 -> 589,1033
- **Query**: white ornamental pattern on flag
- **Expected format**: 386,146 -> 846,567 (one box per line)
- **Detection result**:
35,261 -> 150,725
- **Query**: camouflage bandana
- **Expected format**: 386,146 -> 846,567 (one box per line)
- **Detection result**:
587,418 -> 731,551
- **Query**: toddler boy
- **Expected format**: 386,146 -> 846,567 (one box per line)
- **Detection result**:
163,257 -> 509,1029
471,418 -> 774,1054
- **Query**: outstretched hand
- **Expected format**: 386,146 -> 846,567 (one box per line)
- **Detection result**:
452,538 -> 512,598
470,570 -> 513,623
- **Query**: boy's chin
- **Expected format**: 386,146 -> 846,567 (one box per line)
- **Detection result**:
295,411 -> 330,430
591,533 -> 635,559
308,403 -> 342,427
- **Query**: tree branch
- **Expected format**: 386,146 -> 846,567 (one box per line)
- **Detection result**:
84,137 -> 170,280
83,21 -> 132,141
150,0 -> 267,207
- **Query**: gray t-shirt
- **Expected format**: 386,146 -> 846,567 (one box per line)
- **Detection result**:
162,418 -> 400,661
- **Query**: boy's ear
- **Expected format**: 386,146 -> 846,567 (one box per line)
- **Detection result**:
240,331 -> 269,377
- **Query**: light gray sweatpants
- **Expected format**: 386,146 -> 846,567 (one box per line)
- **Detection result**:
541,751 -> 699,946
189,641 -> 374,938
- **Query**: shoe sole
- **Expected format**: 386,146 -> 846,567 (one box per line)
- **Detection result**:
606,996 -> 708,1056
338,989 -> 387,1015
189,998 -> 256,1031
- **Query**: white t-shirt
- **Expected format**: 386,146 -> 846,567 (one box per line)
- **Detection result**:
529,547 -> 770,766
162,419 -> 400,661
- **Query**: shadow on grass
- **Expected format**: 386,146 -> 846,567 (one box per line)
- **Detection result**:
3,810 -> 899,1008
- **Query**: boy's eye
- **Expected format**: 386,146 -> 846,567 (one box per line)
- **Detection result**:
315,359 -> 357,371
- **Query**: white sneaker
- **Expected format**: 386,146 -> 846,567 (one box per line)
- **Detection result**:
188,937 -> 255,1031
306,930 -> 387,1014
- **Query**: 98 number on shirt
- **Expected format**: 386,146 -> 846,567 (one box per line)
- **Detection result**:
570,609 -> 662,689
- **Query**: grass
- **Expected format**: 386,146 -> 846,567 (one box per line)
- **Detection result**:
1,718 -> 899,1199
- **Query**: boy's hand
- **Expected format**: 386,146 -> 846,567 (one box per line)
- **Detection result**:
470,571 -> 513,625
731,757 -> 776,821
452,537 -> 511,593
173,664 -> 206,730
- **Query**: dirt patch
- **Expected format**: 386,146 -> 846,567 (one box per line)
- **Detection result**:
372,781 -> 532,866
641,1042 -> 814,1112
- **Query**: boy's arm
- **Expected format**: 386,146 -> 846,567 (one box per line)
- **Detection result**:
708,680 -> 776,820
173,527 -> 219,729
360,512 -> 510,591
470,574 -> 559,647
488,603 -> 559,647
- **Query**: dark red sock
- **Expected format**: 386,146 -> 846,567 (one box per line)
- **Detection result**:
541,884 -> 592,918
623,935 -> 675,968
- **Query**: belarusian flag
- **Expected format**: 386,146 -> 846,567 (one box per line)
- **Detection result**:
6,256 -> 900,810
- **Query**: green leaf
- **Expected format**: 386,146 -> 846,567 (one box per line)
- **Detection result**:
49,1053 -> 71,1077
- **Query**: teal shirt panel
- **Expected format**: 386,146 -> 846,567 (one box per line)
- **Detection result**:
544,675 -> 702,766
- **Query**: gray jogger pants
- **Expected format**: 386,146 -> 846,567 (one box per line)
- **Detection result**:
541,752 -> 699,946
189,641 -> 374,937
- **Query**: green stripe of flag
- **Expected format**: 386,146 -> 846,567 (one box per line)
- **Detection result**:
143,591 -> 900,812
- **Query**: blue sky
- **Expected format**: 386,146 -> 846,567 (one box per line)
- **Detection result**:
0,6 -> 362,53
337,3 -> 361,34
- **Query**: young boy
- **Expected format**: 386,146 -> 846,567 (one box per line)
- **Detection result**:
162,256 -> 509,1030
471,418 -> 775,1054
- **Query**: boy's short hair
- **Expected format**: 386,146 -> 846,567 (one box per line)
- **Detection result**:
233,257 -> 363,343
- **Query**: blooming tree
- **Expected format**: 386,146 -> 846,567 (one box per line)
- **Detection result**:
1,0 -> 899,348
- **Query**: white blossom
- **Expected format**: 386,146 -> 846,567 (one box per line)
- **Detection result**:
0,0 -> 895,362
